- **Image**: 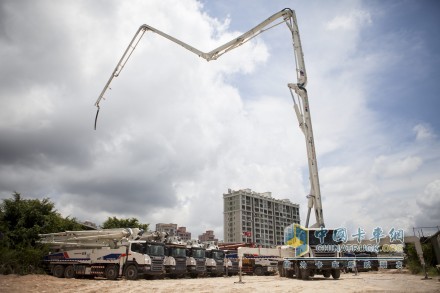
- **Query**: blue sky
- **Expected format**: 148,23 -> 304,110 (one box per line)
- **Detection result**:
0,0 -> 439,240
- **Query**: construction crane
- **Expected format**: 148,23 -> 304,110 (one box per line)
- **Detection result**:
94,8 -> 324,228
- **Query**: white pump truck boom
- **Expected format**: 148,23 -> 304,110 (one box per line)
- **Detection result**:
95,8 -> 429,280
94,8 -> 330,280
95,8 -> 323,228
94,7 -> 323,223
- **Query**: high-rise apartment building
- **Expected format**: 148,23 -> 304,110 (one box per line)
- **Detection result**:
223,188 -> 300,247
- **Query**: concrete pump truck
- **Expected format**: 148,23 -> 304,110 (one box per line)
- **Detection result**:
39,228 -> 167,280
95,8 -> 430,281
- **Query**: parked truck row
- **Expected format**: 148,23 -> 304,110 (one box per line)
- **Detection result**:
39,228 -> 244,280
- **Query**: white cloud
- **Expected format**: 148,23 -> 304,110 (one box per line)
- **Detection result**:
326,10 -> 372,31
413,123 -> 436,141
415,179 -> 440,227
372,155 -> 423,179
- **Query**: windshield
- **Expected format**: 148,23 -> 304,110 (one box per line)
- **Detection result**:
192,248 -> 205,258
130,243 -> 146,254
212,250 -> 225,260
172,247 -> 187,257
147,244 -> 165,256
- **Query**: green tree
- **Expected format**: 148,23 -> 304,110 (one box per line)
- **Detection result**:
405,242 -> 437,275
0,192 -> 83,274
102,216 -> 149,231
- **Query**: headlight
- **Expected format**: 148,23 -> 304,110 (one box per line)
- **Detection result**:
144,254 -> 151,265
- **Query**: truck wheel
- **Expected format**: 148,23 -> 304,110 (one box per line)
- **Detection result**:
52,265 -> 65,278
279,267 -> 285,277
294,264 -> 301,280
323,270 -> 331,278
105,265 -> 119,280
254,266 -> 264,276
64,265 -> 75,278
331,269 -> 341,279
125,264 -> 138,280
301,268 -> 310,280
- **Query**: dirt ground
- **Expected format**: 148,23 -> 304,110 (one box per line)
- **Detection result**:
1,270 -> 439,293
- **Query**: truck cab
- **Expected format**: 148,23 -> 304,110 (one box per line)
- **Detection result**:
186,246 -> 206,278
143,241 -> 166,276
205,249 -> 225,277
164,244 -> 187,278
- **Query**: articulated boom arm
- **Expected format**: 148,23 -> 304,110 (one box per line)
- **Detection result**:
95,8 -> 296,109
95,8 -> 324,228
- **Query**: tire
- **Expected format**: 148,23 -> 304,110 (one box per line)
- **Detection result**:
323,270 -> 331,278
105,265 -> 119,280
64,265 -> 75,279
331,269 -> 341,279
52,265 -> 65,278
295,264 -> 301,280
301,268 -> 310,280
254,266 -> 264,276
125,264 -> 138,280
279,267 -> 285,278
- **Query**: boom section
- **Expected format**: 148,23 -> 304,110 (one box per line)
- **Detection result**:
95,9 -> 294,108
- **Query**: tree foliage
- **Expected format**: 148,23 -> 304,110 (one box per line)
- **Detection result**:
102,216 -> 149,231
405,242 -> 437,275
0,192 -> 83,274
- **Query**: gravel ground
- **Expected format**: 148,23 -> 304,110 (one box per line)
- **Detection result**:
1,269 -> 439,293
